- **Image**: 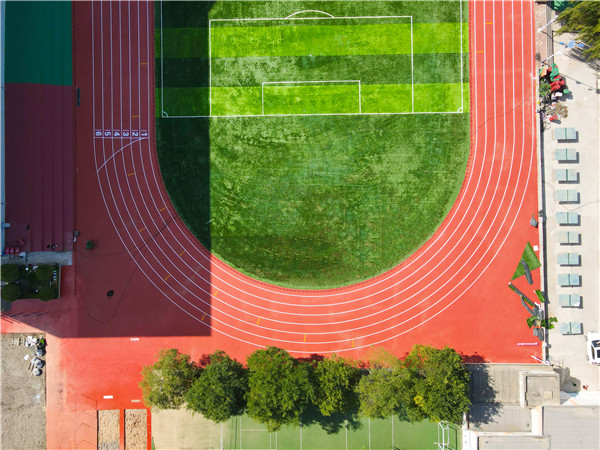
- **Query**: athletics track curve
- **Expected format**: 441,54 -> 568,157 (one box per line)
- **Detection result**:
90,0 -> 539,357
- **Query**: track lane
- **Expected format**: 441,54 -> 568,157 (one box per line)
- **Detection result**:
91,0 -> 540,356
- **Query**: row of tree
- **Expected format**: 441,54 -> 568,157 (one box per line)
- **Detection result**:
139,345 -> 470,432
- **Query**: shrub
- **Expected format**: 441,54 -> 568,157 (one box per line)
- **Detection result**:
0,264 -> 20,283
37,286 -> 56,301
35,265 -> 55,282
1,283 -> 21,301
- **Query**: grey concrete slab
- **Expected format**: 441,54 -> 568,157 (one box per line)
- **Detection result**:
540,24 -> 600,392
542,406 -> 600,449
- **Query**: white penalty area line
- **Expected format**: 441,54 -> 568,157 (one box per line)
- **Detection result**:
207,15 -> 413,117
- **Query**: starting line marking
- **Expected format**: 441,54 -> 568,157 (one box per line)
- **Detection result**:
256,317 -> 261,325
201,313 -> 206,321
164,274 -> 171,281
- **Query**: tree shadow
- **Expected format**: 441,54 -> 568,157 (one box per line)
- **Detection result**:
300,403 -> 362,435
460,352 -> 486,363
465,364 -> 501,427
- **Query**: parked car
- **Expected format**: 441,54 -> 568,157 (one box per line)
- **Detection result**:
585,332 -> 600,365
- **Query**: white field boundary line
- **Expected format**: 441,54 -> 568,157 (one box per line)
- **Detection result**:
261,80 -> 361,116
163,12 -> 464,118
169,14 -> 420,118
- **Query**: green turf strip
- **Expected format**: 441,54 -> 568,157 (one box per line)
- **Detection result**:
209,54 -> 414,87
159,82 -> 469,117
160,53 -> 468,89
263,83 -> 361,115
210,23 -> 412,58
161,1 -> 465,28
5,1 -> 72,85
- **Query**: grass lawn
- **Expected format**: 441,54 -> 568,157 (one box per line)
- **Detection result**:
155,1 -> 470,289
215,412 -> 460,449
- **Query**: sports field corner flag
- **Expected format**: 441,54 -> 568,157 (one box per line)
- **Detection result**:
511,242 -> 541,281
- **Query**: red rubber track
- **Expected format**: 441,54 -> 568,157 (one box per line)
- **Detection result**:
88,0 -> 540,358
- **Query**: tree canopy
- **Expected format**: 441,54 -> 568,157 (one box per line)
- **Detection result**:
356,367 -> 403,419
246,347 -> 314,431
313,354 -> 361,416
403,345 -> 471,424
558,1 -> 600,60
139,348 -> 200,409
185,350 -> 248,423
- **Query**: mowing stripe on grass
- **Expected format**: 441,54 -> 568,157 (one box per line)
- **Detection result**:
208,22 -> 467,58
210,22 -> 413,58
159,82 -> 468,117
159,53 -> 469,89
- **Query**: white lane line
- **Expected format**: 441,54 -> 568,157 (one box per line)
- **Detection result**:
92,0 -> 536,350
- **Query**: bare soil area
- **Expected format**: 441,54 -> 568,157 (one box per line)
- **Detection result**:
0,333 -> 47,450
98,409 -> 120,450
125,409 -> 147,450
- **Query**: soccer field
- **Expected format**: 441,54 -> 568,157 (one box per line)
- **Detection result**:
155,1 -> 470,289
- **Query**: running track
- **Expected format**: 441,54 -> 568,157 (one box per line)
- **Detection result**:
0,2 -> 539,447
87,0 -> 539,358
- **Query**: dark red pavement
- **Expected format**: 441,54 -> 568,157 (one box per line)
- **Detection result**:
4,83 -> 74,252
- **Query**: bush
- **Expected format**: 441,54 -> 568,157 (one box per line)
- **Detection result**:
0,264 -> 20,283
1,283 -> 21,301
35,265 -> 55,282
37,286 -> 56,301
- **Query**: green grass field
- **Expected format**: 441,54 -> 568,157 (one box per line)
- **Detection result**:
155,1 -> 470,289
216,413 -> 459,449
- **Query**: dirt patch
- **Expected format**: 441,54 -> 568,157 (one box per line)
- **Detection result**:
0,333 -> 47,450
98,409 -> 120,450
125,409 -> 147,450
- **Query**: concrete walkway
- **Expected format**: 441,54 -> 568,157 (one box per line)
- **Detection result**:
536,7 -> 600,392
1,251 -> 72,266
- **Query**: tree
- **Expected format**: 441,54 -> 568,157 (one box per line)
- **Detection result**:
1,264 -> 20,282
313,354 -> 361,416
37,286 -> 56,301
185,350 -> 248,422
403,345 -> 471,424
356,367 -> 403,419
35,264 -> 55,282
558,1 -> 600,60
139,348 -> 200,409
246,347 -> 313,431
1,283 -> 21,301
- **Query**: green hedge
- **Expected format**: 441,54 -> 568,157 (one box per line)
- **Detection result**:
35,264 -> 55,282
1,283 -> 21,301
1,264 -> 20,283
